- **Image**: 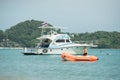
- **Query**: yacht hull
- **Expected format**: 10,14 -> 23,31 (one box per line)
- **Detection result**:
23,46 -> 83,55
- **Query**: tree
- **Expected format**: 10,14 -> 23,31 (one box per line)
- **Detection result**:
0,30 -> 6,42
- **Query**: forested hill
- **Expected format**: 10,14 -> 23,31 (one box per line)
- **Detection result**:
6,20 -> 43,47
1,20 -> 52,47
0,20 -> 120,48
69,31 -> 120,48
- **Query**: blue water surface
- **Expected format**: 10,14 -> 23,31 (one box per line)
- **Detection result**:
0,49 -> 120,80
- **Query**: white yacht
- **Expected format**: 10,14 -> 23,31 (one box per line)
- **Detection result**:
23,26 -> 92,55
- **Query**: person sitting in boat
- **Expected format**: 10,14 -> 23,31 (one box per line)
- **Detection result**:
83,46 -> 87,56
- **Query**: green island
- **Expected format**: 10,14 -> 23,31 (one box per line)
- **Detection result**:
0,20 -> 120,48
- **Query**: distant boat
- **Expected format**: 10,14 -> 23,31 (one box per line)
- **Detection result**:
23,25 -> 94,55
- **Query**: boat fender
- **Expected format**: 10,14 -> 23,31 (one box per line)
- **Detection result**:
42,49 -> 48,53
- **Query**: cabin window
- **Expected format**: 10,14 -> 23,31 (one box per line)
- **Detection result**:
40,39 -> 52,48
50,49 -> 52,52
61,48 -> 63,50
66,48 -> 69,49
56,39 -> 65,43
66,39 -> 70,42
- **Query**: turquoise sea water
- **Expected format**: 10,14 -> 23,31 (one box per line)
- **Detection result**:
0,49 -> 120,80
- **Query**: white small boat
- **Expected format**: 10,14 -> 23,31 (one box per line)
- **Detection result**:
23,25 -> 94,55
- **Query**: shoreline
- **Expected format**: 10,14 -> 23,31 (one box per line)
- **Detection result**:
0,47 -> 23,50
91,47 -> 120,49
0,47 -> 119,50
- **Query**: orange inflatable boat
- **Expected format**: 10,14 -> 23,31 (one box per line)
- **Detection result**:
61,52 -> 98,61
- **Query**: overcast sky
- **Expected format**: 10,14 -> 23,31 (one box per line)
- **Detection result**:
0,0 -> 120,33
